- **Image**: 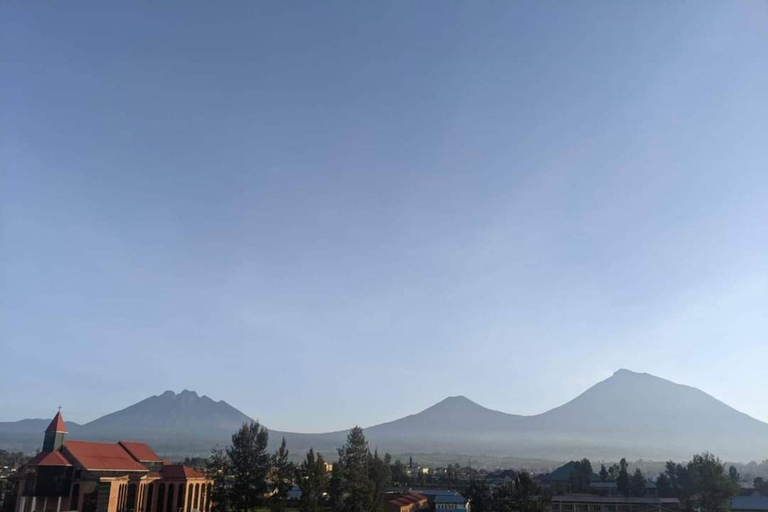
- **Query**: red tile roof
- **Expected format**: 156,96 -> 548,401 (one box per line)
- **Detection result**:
160,464 -> 206,479
28,451 -> 72,467
63,440 -> 148,472
118,441 -> 163,463
46,412 -> 67,433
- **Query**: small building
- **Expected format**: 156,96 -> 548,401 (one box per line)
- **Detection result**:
730,493 -> 768,512
550,494 -> 680,512
11,412 -> 212,512
544,462 -> 599,494
384,493 -> 428,512
434,493 -> 469,512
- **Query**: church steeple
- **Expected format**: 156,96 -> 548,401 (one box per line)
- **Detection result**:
42,410 -> 67,452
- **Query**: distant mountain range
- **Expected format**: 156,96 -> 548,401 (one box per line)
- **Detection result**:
2,369 -> 767,462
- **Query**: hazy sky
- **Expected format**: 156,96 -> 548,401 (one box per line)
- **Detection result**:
2,2 -> 767,432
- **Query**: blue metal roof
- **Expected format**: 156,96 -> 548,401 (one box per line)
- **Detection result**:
434,494 -> 466,504
731,495 -> 768,511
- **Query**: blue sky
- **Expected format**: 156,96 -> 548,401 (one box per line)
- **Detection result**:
2,1 -> 767,432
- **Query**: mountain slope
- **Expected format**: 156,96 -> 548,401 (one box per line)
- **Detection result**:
3,370 -> 767,461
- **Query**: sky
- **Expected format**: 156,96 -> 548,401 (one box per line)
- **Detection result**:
1,1 -> 767,433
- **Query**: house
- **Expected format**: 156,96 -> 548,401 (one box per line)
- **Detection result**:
544,462 -> 599,494
730,493 -> 768,512
434,493 -> 469,512
383,493 -> 428,512
550,494 -> 680,512
11,412 -> 212,512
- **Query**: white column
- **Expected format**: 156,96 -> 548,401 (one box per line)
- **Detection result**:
31,497 -> 37,512
57,497 -> 62,512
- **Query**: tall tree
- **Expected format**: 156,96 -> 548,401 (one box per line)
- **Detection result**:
599,464 -> 609,482
296,449 -> 329,512
686,453 -> 739,512
656,473 -> 673,498
337,427 -> 373,512
629,468 -> 646,497
367,450 -> 389,512
206,449 -> 231,512
269,438 -> 294,512
729,466 -> 741,485
617,459 -> 630,497
227,422 -> 271,512
569,459 -> 594,493
329,463 -> 343,512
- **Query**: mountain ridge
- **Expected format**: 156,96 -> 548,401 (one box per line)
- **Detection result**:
2,369 -> 767,462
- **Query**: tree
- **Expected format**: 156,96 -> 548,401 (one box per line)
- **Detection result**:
390,459 -> 407,484
337,426 -> 373,512
464,479 -> 493,512
686,453 -> 739,512
329,463 -> 343,512
569,459 -> 594,493
599,464 -> 609,482
729,466 -> 741,485
206,449 -> 231,512
296,449 -> 329,512
629,468 -> 646,497
656,473 -> 673,498
608,464 -> 620,482
367,450 -> 389,512
617,459 -> 630,497
227,422 -> 271,512
269,438 -> 294,512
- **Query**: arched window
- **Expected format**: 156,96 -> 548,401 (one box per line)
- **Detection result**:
157,484 -> 165,512
193,484 -> 200,510
177,485 -> 185,512
166,484 -> 175,512
186,486 -> 193,512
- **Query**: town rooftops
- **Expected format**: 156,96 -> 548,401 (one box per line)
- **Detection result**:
63,440 -> 148,472
118,441 -> 164,463
46,412 -> 67,433
552,495 -> 681,505
731,494 -> 768,511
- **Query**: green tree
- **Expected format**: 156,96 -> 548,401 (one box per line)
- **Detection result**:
391,459 -> 407,484
367,450 -> 390,512
269,438 -> 294,512
206,449 -> 231,512
629,468 -> 646,497
227,421 -> 271,512
656,473 -> 673,498
686,453 -> 739,512
337,426 -> 373,512
296,449 -> 329,512
464,479 -> 493,512
329,463 -> 343,512
608,463 -> 620,481
617,459 -> 630,497
729,466 -> 741,485
569,459 -> 594,493
599,464 -> 609,482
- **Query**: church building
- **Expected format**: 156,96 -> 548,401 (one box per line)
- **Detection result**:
13,412 -> 212,512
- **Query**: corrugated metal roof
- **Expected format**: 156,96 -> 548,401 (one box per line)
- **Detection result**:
731,495 -> 768,511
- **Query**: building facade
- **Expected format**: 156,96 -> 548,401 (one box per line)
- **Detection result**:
13,413 -> 212,512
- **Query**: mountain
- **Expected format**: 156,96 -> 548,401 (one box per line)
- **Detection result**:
2,370 -> 767,462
